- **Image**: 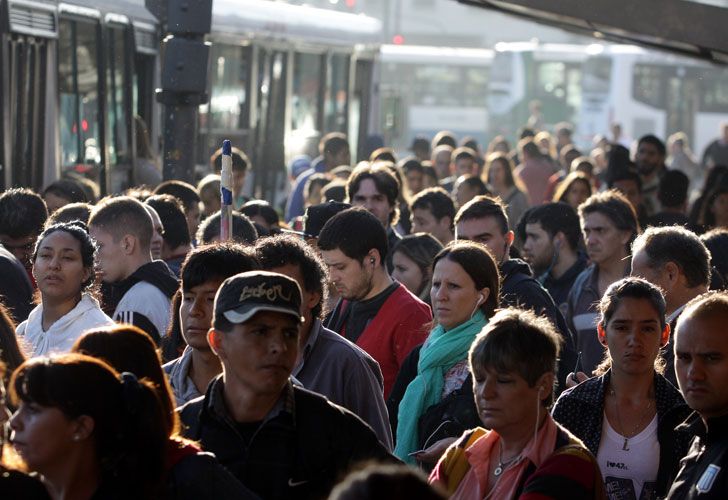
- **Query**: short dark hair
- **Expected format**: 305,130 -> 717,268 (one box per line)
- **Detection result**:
152,180 -> 200,214
89,196 -> 153,250
432,130 -> 457,149
455,195 -> 509,235
181,243 -> 259,292
34,221 -> 97,290
318,207 -> 388,264
240,200 -> 279,227
638,134 -> 666,157
304,173 -> 330,202
347,164 -> 400,225
256,235 -> 328,318
322,180 -> 347,203
632,226 -> 711,289
410,188 -> 455,228
399,157 -> 424,176
524,202 -> 582,251
678,291 -> 728,329
210,146 -> 250,173
46,202 -> 92,227
458,175 -> 488,196
578,190 -> 640,246
701,228 -> 728,285
320,132 -> 349,157
369,147 -> 397,164
469,307 -> 561,406
657,170 -> 689,208
453,147 -> 476,163
432,241 -> 500,318
196,211 -> 258,245
0,188 -> 48,238
608,167 -> 643,193
145,194 -> 191,249
43,179 -> 88,205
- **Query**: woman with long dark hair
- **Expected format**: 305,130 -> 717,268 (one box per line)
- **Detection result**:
553,278 -> 692,499
16,222 -> 113,356
8,353 -> 168,499
72,325 -> 259,499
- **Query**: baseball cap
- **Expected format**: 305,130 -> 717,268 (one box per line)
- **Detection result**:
214,271 -> 304,325
303,201 -> 351,238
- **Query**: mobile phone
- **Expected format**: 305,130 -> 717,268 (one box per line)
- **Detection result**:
574,351 -> 583,374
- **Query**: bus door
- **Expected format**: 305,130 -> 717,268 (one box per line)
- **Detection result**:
58,7 -> 102,192
253,46 -> 288,202
289,51 -> 325,163
352,57 -> 375,163
2,0 -> 58,191
131,21 -> 160,179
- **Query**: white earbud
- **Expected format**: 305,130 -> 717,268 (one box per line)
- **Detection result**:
475,294 -> 484,306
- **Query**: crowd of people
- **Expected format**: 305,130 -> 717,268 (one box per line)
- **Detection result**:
1,121 -> 728,499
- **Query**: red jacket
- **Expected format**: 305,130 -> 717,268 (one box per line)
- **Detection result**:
337,284 -> 431,398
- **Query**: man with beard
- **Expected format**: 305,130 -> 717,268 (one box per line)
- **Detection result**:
635,134 -> 669,217
521,202 -> 587,312
320,207 -> 431,398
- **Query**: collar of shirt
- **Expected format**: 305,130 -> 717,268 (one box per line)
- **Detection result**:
207,375 -> 297,429
667,304 -> 687,326
293,319 -> 323,377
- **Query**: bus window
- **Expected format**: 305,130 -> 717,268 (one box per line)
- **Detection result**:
205,43 -> 250,131
633,64 -> 665,108
292,52 -> 323,136
583,56 -> 612,96
58,19 -> 101,169
106,26 -> 130,168
698,67 -> 728,113
324,52 -> 349,133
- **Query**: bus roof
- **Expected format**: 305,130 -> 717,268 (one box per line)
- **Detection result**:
380,44 -> 493,65
211,0 -> 382,47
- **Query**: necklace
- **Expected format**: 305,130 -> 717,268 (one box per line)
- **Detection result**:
493,441 -> 521,476
610,388 -> 654,451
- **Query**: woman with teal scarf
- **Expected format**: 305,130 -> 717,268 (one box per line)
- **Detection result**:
388,242 -> 500,465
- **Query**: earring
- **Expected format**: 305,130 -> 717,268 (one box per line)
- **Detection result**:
72,434 -> 81,442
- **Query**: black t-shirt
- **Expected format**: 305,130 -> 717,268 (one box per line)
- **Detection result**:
326,281 -> 399,343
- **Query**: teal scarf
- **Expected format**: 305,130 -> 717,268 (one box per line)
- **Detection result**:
394,311 -> 487,463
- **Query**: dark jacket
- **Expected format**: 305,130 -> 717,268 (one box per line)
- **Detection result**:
179,377 -> 395,499
500,258 -> 577,393
541,252 -> 589,312
386,345 -> 480,450
101,260 -> 179,316
0,244 -> 34,323
666,412 -> 728,499
552,370 -> 693,496
166,448 -> 260,499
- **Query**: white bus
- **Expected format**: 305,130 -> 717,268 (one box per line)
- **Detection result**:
378,44 -> 493,156
579,43 -> 728,155
487,42 -> 591,144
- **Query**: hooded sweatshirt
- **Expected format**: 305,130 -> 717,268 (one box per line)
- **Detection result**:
103,260 -> 178,344
17,293 -> 114,356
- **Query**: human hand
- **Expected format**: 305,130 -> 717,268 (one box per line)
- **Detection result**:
565,371 -> 588,388
409,437 -> 457,464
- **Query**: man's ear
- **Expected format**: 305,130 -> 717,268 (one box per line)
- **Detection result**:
664,261 -> 680,287
207,328 -> 223,358
121,234 -> 136,255
505,230 -> 515,246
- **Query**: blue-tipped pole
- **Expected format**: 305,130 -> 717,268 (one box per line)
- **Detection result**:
220,140 -> 233,241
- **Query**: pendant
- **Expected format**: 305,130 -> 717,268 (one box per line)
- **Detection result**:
622,438 -> 630,451
494,465 -> 503,476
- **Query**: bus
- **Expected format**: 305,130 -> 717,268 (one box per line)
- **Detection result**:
579,43 -> 728,156
486,42 -> 590,145
378,44 -> 493,156
203,0 -> 381,201
1,0 -> 381,199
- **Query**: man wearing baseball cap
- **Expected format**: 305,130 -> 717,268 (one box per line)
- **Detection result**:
179,271 -> 394,499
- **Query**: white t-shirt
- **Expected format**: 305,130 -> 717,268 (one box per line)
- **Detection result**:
597,413 -> 660,500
